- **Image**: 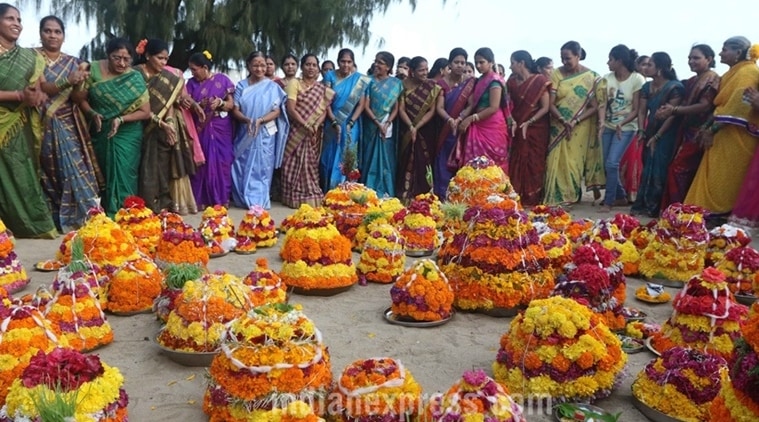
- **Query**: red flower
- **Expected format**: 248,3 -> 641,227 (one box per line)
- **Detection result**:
22,348 -> 104,391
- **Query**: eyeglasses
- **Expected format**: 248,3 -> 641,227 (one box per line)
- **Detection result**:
109,55 -> 131,64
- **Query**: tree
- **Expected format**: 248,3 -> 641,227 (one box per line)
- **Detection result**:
23,0 -> 418,70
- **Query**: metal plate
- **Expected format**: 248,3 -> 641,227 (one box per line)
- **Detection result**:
154,332 -> 218,367
291,284 -> 354,296
553,403 -> 614,422
209,251 -> 230,258
645,337 -> 662,356
617,335 -> 646,354
632,392 -> 686,422
621,307 -> 648,322
383,307 -> 453,328
34,260 -> 63,272
735,294 -> 757,306
405,249 -> 434,257
645,277 -> 685,288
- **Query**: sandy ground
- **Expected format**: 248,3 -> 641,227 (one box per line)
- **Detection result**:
10,195 -> 715,421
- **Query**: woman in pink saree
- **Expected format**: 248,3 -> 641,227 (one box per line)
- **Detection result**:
457,47 -> 511,174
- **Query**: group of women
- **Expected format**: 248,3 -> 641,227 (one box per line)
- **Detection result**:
3,1 -> 759,239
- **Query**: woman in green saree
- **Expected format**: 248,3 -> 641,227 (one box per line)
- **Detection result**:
73,37 -> 150,217
0,3 -> 57,238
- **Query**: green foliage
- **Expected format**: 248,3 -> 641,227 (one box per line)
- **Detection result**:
29,381 -> 79,422
163,263 -> 203,290
66,237 -> 87,273
24,0 -> 419,71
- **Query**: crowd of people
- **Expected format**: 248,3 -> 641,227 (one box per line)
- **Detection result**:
2,2 -> 759,240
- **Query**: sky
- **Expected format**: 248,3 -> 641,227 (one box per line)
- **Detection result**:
14,0 -> 759,80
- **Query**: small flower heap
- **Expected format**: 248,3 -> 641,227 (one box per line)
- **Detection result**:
414,192 -> 443,228
280,204 -> 357,292
716,246 -> 759,297
532,221 -> 572,277
632,347 -> 726,422
393,199 -> 439,255
651,267 -> 748,359
242,258 -> 287,306
235,205 -> 278,253
551,243 -> 627,331
611,212 -> 640,239
354,198 -> 405,249
204,303 -> 332,420
330,358 -> 422,422
323,182 -> 379,247
447,156 -> 519,206
357,222 -> 406,284
710,297 -> 759,421
578,219 -> 640,276
438,194 -> 554,312
199,205 -> 237,255
425,369 -> 526,422
114,195 -> 161,256
564,219 -> 595,244
0,348 -> 128,422
52,230 -> 78,266
153,263 -> 205,323
390,259 -> 453,322
706,224 -> 751,266
105,255 -> 163,314
492,296 -> 627,403
529,205 -> 572,232
76,210 -> 141,270
639,203 -> 709,283
159,272 -> 252,353
154,222 -> 209,268
0,303 -> 67,406
280,205 -> 333,233
0,219 -> 29,294
157,209 -> 185,231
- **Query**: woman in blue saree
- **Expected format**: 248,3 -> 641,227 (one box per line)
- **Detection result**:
321,48 -> 370,191
231,51 -> 290,209
631,52 -> 684,217
360,51 -> 402,197
37,15 -> 101,232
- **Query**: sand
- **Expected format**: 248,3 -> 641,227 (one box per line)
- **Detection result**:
9,199 -> 709,421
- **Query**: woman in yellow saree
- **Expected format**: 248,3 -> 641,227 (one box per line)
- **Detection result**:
544,41 -> 606,206
685,36 -> 759,216
0,4 -> 57,238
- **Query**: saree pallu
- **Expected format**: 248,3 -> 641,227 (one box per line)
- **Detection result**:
686,61 -> 759,215
138,67 -> 190,213
507,74 -> 551,206
88,63 -> 149,217
282,83 -> 335,208
187,73 -> 235,208
632,80 -> 685,217
397,79 -> 441,202
661,71 -> 719,209
619,133 -> 642,202
543,69 -> 605,205
231,79 -> 289,209
434,77 -> 474,198
360,76 -> 402,197
462,72 -> 511,174
321,71 -> 370,191
0,47 -> 57,238
39,53 -> 101,232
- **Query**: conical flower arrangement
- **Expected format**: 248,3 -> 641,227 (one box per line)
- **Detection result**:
357,222 -> 406,284
114,195 -> 162,256
242,258 -> 287,306
199,205 -> 237,255
323,181 -> 379,248
235,205 -> 278,254
154,223 -> 209,269
390,259 -> 453,322
446,156 -> 519,206
0,219 -> 29,294
153,263 -> 205,323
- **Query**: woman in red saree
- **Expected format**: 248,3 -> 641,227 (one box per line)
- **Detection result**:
458,47 -> 511,175
618,55 -> 650,203
507,50 -> 551,205
657,44 -> 719,209
397,56 -> 440,201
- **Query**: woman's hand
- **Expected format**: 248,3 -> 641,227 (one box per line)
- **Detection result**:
67,68 -> 89,87
656,104 -> 674,120
379,121 -> 389,139
194,103 -> 206,123
519,120 -> 531,140
696,129 -> 714,149
163,121 -> 177,146
410,126 -> 418,142
744,87 -> 759,109
22,80 -> 47,107
91,113 -> 103,133
108,117 -> 122,139
458,116 -> 474,133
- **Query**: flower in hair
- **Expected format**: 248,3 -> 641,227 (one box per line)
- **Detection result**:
135,38 -> 147,55
203,50 -> 213,60
749,44 -> 759,62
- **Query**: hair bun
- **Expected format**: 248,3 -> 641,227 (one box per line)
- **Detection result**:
203,50 -> 213,61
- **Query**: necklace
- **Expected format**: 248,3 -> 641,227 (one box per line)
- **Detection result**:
0,43 -> 12,55
39,49 -> 61,66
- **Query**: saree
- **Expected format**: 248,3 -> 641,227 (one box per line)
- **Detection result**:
360,76 -> 402,197
619,131 -> 643,202
507,73 -> 551,205
88,63 -> 149,217
397,79 -> 441,202
462,71 -> 511,175
434,77 -> 474,198
661,70 -> 719,209
231,78 -> 289,209
0,47 -> 57,238
543,69 -> 605,206
686,61 -> 759,215
632,80 -> 685,217
281,81 -> 335,208
187,73 -> 235,208
321,70 -> 370,191
39,53 -> 102,232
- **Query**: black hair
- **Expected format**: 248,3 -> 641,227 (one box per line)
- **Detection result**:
397,56 -> 410,66
561,41 -> 586,60
691,44 -> 716,68
321,59 -> 333,69
376,51 -> 395,71
301,53 -> 319,68
511,50 -> 537,73
188,51 -> 213,69
133,38 -> 168,65
448,48 -> 468,63
245,50 -> 266,65
536,57 -> 552,69
429,57 -> 448,78
466,62 -> 475,71
609,44 -> 639,72
408,56 -> 427,72
337,48 -> 355,63
474,47 -> 495,63
106,37 -> 135,57
280,53 -> 298,67
39,15 -> 65,34
0,3 -> 17,17
651,52 -> 678,80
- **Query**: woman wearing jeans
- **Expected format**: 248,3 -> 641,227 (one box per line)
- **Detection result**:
599,45 -> 645,212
